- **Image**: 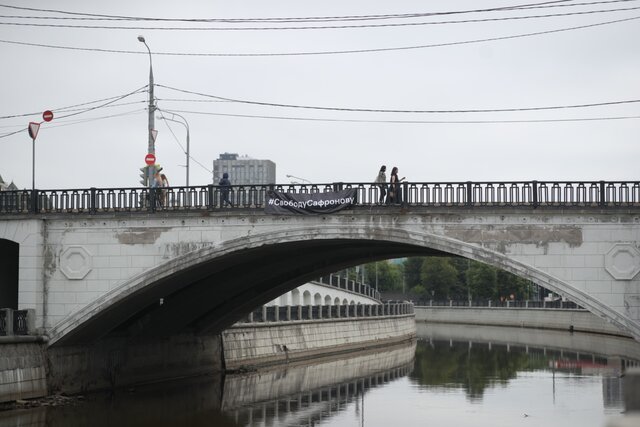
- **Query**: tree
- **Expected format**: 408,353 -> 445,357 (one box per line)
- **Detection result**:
403,257 -> 423,290
466,262 -> 497,299
420,257 -> 458,299
365,260 -> 403,292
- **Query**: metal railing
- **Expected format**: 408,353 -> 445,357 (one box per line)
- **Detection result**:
0,308 -> 34,336
1,181 -> 639,215
416,300 -> 584,309
316,274 -> 381,301
237,302 -> 414,324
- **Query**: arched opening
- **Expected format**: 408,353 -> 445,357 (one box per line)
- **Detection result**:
0,239 -> 18,309
324,295 -> 332,305
291,289 -> 300,306
334,297 -> 341,305
278,294 -> 288,306
303,291 -> 312,306
314,293 -> 322,305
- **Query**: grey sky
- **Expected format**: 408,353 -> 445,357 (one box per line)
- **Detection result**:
1,0 -> 639,189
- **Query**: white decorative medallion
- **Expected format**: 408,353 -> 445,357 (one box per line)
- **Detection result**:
60,246 -> 92,280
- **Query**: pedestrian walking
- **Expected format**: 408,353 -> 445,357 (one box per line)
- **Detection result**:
387,167 -> 405,204
219,172 -> 234,207
375,165 -> 387,204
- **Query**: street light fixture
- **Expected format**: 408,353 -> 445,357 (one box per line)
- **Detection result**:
138,35 -> 156,186
158,112 -> 190,187
286,174 -> 312,184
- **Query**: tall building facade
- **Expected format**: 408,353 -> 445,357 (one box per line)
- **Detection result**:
213,153 -> 276,186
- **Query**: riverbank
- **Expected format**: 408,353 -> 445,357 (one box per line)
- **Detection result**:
414,305 -> 630,337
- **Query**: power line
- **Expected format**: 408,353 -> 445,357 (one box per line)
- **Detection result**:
157,84 -> 640,114
1,5 -> 638,30
1,14 -> 637,57
0,87 -> 147,120
0,1 -> 581,23
158,108 -> 640,124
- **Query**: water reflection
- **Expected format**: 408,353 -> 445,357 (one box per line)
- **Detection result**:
222,340 -> 416,426
1,325 -> 639,427
413,323 -> 640,414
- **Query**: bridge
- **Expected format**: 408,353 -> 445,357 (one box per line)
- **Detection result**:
1,180 -> 639,346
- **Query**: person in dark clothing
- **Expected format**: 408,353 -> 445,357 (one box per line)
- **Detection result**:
387,166 -> 405,204
219,172 -> 233,207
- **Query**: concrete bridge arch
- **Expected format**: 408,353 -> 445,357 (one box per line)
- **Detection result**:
48,223 -> 637,346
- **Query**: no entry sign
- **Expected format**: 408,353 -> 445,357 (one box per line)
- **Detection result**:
42,110 -> 54,122
145,153 -> 156,165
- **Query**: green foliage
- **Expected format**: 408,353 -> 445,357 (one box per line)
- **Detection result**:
364,260 -> 403,292
420,258 -> 458,299
355,256 -> 538,300
466,262 -> 497,299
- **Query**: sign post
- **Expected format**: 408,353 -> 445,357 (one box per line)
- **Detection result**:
28,122 -> 41,191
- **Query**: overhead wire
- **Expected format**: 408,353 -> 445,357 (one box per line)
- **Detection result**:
0,5 -> 638,30
155,108 -> 640,124
0,0 -> 584,23
157,84 -> 640,114
156,107 -> 212,174
1,14 -> 637,57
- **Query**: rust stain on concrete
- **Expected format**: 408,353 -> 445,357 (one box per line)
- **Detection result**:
444,225 -> 583,249
116,227 -> 169,245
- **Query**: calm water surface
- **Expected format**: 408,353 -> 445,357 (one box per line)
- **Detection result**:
2,323 -> 639,427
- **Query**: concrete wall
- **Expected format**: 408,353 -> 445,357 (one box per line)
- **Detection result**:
2,207 -> 640,343
0,332 -> 223,404
222,314 -> 416,370
0,339 -> 48,403
47,333 -> 223,396
415,306 -> 627,336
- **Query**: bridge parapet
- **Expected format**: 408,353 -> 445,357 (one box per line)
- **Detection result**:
1,180 -> 639,214
239,302 -> 414,324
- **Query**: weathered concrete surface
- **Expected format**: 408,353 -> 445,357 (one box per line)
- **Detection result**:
0,341 -> 48,403
415,306 -> 628,337
222,315 -> 416,370
1,206 -> 639,344
46,333 -> 223,397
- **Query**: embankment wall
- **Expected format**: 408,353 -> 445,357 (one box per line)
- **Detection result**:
222,314 -> 416,370
415,306 -> 628,337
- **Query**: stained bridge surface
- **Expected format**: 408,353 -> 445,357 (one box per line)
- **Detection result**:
1,180 -> 639,344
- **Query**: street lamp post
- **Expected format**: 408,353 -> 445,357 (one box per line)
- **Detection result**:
158,113 -> 190,186
138,35 -> 156,185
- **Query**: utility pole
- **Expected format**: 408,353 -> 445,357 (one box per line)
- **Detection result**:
138,36 -> 156,186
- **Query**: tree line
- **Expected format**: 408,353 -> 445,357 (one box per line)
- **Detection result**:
340,256 -> 541,301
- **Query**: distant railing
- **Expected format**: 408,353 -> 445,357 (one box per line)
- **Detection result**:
237,302 -> 414,324
316,274 -> 381,301
1,181 -> 639,214
416,300 -> 584,309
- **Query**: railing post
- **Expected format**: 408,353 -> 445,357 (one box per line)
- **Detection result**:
30,189 -> 38,214
466,181 -> 472,207
532,180 -> 538,208
90,187 -> 97,214
599,180 -> 606,207
402,181 -> 409,207
207,184 -> 214,210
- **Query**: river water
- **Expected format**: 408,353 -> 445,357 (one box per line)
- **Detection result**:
2,323 -> 639,427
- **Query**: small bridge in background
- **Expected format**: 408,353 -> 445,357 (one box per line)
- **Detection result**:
0,180 -> 639,344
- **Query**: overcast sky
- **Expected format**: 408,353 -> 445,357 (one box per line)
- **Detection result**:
1,0 -> 638,189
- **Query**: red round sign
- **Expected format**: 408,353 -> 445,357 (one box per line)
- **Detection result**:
42,110 -> 54,122
145,153 -> 156,165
